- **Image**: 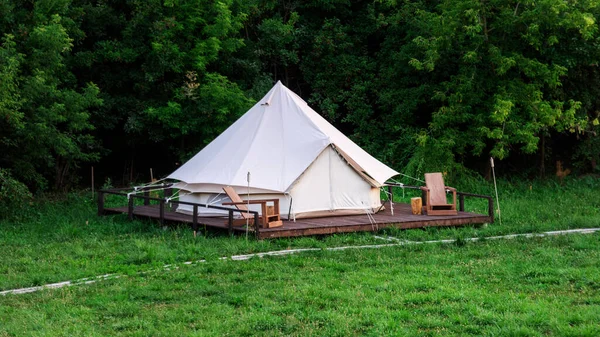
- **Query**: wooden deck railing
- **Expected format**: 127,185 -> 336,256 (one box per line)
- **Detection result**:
386,184 -> 494,223
97,186 -> 261,238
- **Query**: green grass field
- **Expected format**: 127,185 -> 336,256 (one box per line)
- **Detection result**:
1,177 -> 599,335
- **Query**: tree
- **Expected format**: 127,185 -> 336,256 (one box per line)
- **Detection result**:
378,0 -> 599,177
71,0 -> 257,172
0,3 -> 102,191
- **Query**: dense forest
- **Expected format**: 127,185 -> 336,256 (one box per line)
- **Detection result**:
1,0 -> 599,201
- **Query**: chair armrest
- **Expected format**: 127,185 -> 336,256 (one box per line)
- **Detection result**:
445,186 -> 456,192
420,186 -> 429,192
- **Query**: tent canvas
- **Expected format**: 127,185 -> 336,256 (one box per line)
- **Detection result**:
168,81 -> 398,219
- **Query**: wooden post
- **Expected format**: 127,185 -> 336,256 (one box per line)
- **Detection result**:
228,210 -> 233,236
387,185 -> 393,203
488,197 -> 494,223
143,190 -> 150,205
193,205 -> 198,237
411,197 -> 422,215
159,199 -> 165,225
97,191 -> 104,216
150,168 -> 154,182
128,196 -> 134,220
254,213 -> 260,239
260,202 -> 267,228
165,188 -> 173,211
459,194 -> 465,212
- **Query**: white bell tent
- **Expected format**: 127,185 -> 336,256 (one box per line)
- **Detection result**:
167,81 -> 398,219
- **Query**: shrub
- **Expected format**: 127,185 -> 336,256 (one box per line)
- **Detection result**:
0,168 -> 32,218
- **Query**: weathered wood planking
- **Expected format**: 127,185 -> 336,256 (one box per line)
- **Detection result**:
104,202 -> 491,239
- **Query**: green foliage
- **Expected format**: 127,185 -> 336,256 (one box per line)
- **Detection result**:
0,35 -> 24,143
0,169 -> 32,218
3,0 -> 600,189
240,0 -> 600,175
0,3 -> 102,191
68,0 -> 257,162
402,141 -> 474,185
573,117 -> 600,173
144,72 -> 254,159
377,0 -> 600,174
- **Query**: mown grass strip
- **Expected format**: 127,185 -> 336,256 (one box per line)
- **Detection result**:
3,228 -> 599,296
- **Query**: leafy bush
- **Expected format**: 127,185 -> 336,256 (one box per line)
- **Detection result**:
403,141 -> 478,186
572,122 -> 600,174
0,169 -> 32,218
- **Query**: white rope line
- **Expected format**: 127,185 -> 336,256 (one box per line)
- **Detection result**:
0,274 -> 121,296
392,173 -> 424,184
128,186 -> 172,199
2,227 -> 599,296
173,183 -> 192,193
388,179 -> 405,186
369,209 -> 377,230
381,187 -> 394,215
388,179 -> 408,199
361,201 -> 378,231
141,186 -> 171,193
166,190 -> 190,203
373,235 -> 412,243
168,188 -> 181,200
284,192 -> 294,221
208,197 -> 229,206
366,208 -> 377,231
133,178 -> 167,191
490,157 -> 502,225
206,192 -> 224,206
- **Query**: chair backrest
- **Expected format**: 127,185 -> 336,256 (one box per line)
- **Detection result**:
425,173 -> 448,205
223,186 -> 251,218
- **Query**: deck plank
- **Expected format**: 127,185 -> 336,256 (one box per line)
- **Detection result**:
103,202 -> 492,239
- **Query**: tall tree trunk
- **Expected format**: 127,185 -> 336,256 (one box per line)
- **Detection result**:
54,157 -> 70,191
130,157 -> 134,183
484,157 -> 492,180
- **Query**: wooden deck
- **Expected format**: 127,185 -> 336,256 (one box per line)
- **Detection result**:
104,202 -> 492,239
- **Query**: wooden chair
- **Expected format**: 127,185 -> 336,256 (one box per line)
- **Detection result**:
420,173 -> 457,216
221,186 -> 283,228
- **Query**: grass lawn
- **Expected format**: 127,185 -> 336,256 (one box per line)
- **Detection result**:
0,177 -> 599,335
1,235 -> 599,336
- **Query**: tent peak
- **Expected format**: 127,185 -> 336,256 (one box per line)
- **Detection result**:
167,80 -> 399,191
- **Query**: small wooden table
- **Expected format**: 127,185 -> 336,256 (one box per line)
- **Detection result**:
223,199 -> 283,228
